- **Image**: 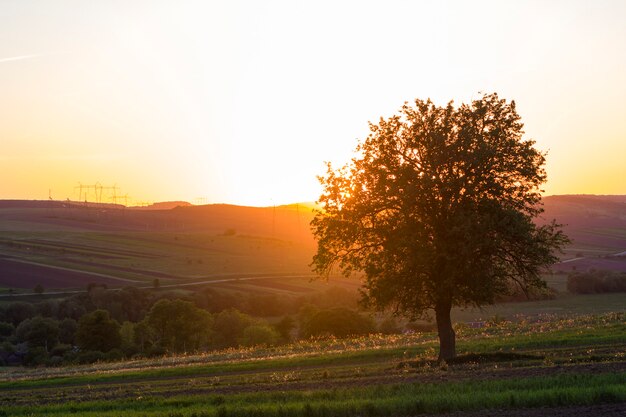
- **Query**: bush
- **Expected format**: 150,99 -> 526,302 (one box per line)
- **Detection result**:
50,343 -> 72,357
75,310 -> 121,352
212,309 -> 255,349
378,316 -> 401,334
240,324 -> 280,347
495,282 -> 557,302
301,308 -> 375,338
104,348 -> 125,361
58,318 -> 77,345
4,302 -> 36,326
15,316 -> 59,350
0,341 -> 16,355
273,316 -> 295,342
48,355 -> 64,366
0,322 -> 14,339
145,299 -> 213,353
23,346 -> 49,366
146,345 -> 166,357
567,271 -> 626,294
406,320 -> 436,333
77,350 -> 106,364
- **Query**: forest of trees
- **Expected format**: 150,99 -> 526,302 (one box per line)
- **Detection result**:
2,269 -> 621,367
0,284 -> 381,366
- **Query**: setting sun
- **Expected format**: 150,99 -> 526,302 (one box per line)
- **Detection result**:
1,1 -> 625,206
1,2 -> 626,415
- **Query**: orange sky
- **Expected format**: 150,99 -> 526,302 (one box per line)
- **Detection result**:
1,1 -> 625,206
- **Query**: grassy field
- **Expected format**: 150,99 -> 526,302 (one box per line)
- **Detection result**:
1,200 -> 625,415
0,231 -> 315,287
0,203 -> 318,292
1,313 -> 624,416
0,231 -> 322,299
452,292 -> 626,322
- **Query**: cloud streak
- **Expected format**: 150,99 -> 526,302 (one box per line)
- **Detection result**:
0,54 -> 46,64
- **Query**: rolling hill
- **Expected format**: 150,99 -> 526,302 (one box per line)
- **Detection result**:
1,195 -> 625,292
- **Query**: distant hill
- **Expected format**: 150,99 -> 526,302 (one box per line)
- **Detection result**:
542,195 -> 626,251
0,195 -> 626,290
130,201 -> 192,210
0,200 -> 318,290
1,196 -> 625,248
0,199 -> 316,243
542,195 -> 626,272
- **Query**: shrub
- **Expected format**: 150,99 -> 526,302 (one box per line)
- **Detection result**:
15,316 -> 59,351
406,321 -> 436,333
212,309 -> 255,349
301,308 -> 375,338
23,346 -> 49,366
145,299 -> 213,353
240,324 -> 280,347
567,271 -> 626,294
4,302 -> 36,326
104,348 -> 125,361
50,343 -> 72,357
0,322 -> 14,339
75,310 -> 121,352
378,316 -> 402,334
273,315 -> 295,342
58,318 -> 77,344
77,350 -> 106,364
495,282 -> 557,302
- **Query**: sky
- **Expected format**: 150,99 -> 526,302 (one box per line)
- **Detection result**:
1,0 -> 625,206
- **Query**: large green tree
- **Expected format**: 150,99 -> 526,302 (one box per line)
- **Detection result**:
15,316 -> 59,352
311,93 -> 568,361
145,299 -> 213,353
75,309 -> 121,352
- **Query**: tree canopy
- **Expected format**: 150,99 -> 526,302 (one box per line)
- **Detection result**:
145,299 -> 214,353
311,93 -> 568,360
75,309 -> 121,352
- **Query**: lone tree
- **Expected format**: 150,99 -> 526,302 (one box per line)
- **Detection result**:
311,93 -> 568,361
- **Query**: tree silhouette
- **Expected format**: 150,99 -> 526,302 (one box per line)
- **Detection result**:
311,93 -> 568,361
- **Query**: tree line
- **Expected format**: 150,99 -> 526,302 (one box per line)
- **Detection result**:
567,270 -> 626,294
0,285 -> 389,366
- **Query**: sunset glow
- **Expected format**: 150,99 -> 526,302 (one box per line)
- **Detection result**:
1,1 -> 625,206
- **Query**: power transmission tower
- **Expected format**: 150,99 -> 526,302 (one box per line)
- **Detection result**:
74,182 -> 88,202
102,184 -> 120,204
119,194 -> 130,207
93,182 -> 103,204
46,189 -> 54,216
74,182 -> 106,205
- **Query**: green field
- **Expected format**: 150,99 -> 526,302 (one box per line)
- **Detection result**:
452,292 -> 626,322
0,231 -> 315,284
1,313 -> 624,416
0,203 -> 319,293
1,203 -> 626,415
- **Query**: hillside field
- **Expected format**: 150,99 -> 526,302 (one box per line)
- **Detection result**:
2,195 -> 626,295
1,198 -> 625,415
0,201 -> 317,294
0,313 -> 624,416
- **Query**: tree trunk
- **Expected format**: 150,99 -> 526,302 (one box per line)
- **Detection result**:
435,300 -> 455,362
